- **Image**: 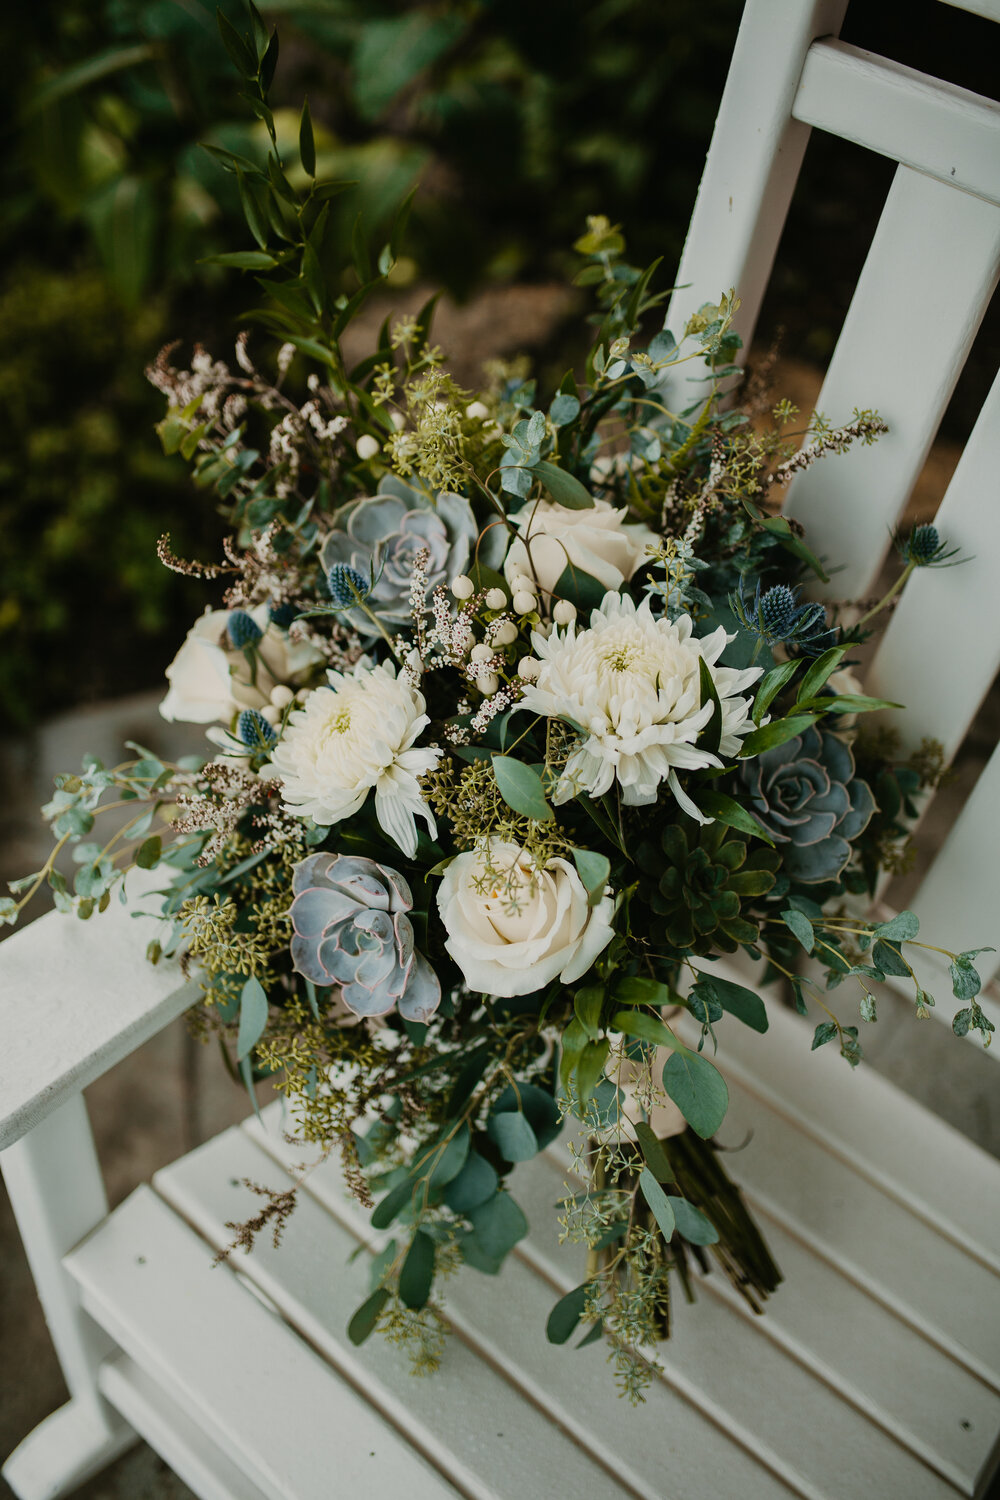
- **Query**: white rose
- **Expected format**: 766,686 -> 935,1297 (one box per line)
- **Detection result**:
503,497 -> 657,600
160,605 -> 323,724
437,840 -> 615,998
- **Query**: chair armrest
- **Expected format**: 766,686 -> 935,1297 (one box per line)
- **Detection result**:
0,870 -> 198,1151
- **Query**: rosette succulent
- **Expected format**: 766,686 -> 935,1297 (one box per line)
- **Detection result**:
635,819 -> 780,954
739,725 -> 875,883
288,853 -> 440,1022
319,477 -> 482,636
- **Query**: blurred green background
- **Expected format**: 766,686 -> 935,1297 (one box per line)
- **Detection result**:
2,0 -> 996,728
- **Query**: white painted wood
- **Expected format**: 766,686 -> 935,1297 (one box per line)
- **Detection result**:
864,366 -> 1000,761
0,869 -> 198,1151
513,1153 -> 962,1500
782,166 -> 1000,599
1,1401 -> 136,1500
239,1111 -> 800,1500
98,1353 -> 270,1500
64,1186 -> 460,1500
703,1205 -> 1000,1497
905,741 -> 1000,999
243,1095 -> 1000,1498
660,0 -> 848,404
672,987 -> 1000,1271
940,0 -> 1000,20
156,1129 -> 646,1500
792,39 -> 1000,206
701,1079 -> 1000,1390
0,1095 -> 137,1500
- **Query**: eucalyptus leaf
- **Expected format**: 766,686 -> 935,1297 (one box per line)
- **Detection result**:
639,1167 -> 676,1240
468,1191 -> 529,1259
546,1282 -> 591,1344
634,1120 -> 676,1183
444,1152 -> 498,1214
611,1009 -> 679,1051
236,976 -> 269,1063
668,1196 -> 719,1245
531,459 -> 594,509
782,907 -> 815,954
570,848 -> 611,905
347,1288 -> 390,1346
492,755 -> 553,821
661,1050 -> 729,1138
695,974 -> 768,1033
487,1109 -> 539,1163
399,1229 -> 435,1311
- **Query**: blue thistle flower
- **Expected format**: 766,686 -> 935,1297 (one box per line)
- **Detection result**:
731,577 -> 834,655
268,602 -> 298,630
894,524 -> 962,567
237,709 -> 277,751
326,563 -> 370,610
227,610 -> 263,649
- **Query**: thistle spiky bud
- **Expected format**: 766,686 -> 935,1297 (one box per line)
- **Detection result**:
326,564 -> 370,610
237,709 -> 277,751
227,610 -> 263,649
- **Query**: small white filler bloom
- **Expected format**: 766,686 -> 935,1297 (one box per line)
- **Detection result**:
437,840 -> 615,997
268,661 -> 441,857
519,592 -> 761,818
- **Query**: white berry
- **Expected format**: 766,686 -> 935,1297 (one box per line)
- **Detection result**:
476,672 -> 500,695
356,434 -> 381,461
518,656 -> 541,681
485,587 -> 507,610
465,401 -> 490,420
493,620 -> 518,647
513,590 -> 537,615
553,600 -> 577,626
269,685 -> 294,709
470,643 -> 494,665
451,575 -> 475,600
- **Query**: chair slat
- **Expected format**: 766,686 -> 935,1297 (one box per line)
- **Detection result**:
940,1 -> 1000,21
906,740 -> 1000,998
236,1115 -> 801,1500
0,869 -> 196,1152
792,39 -> 1000,206
783,165 -> 1000,599
65,1187 -> 460,1500
99,1353 -> 270,1500
155,1130 -> 644,1500
863,366 -> 1000,759
513,1154 -> 962,1500
674,992 -> 1000,1263
245,1106 -> 974,1500
661,0 -> 848,380
711,1079 -> 1000,1391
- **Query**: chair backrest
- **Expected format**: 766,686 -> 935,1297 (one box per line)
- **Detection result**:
661,0 -> 1000,1018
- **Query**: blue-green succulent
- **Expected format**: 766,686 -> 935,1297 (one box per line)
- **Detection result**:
740,725 -> 875,883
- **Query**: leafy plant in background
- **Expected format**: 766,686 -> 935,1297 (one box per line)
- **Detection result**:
6,6 -> 993,1404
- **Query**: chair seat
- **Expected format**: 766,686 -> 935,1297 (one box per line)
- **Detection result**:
64,1000 -> 1000,1500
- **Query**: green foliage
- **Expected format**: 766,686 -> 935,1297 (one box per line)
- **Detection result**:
636,817 -> 780,955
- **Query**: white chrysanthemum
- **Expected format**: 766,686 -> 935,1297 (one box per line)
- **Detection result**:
267,661 -> 441,857
519,592 -> 761,817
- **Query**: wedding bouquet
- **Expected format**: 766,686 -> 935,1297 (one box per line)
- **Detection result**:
7,8 -> 992,1400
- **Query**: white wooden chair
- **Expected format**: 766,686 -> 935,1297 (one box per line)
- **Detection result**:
4,3 -> 1000,1496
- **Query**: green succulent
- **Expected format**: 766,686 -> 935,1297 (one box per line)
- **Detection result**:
636,818 -> 780,955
